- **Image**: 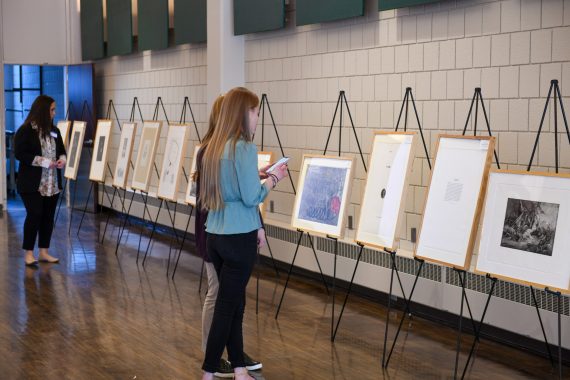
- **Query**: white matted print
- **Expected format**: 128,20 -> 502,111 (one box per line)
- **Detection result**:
476,170 -> 570,292
131,121 -> 162,192
356,132 -> 416,252
64,121 -> 87,180
291,155 -> 354,239
113,122 -> 137,189
258,151 -> 274,217
158,124 -> 189,201
57,120 -> 71,149
185,145 -> 202,206
415,135 -> 495,270
89,119 -> 113,182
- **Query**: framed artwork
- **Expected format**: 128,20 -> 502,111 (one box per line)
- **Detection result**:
57,120 -> 71,149
291,155 -> 354,239
89,119 -> 113,182
131,121 -> 162,192
185,145 -> 202,206
157,124 -> 190,201
64,121 -> 87,180
476,170 -> 570,292
113,122 -> 137,189
355,131 -> 416,252
258,151 -> 274,217
415,135 -> 495,270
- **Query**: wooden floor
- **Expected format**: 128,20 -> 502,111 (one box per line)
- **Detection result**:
0,198 -> 566,379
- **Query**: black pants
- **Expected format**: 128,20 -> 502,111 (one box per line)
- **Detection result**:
202,230 -> 257,373
20,192 -> 60,250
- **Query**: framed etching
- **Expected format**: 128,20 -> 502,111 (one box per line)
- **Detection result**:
415,135 -> 495,270
355,131 -> 416,252
64,121 -> 87,180
184,145 -> 202,206
291,155 -> 354,239
57,120 -> 71,149
476,170 -> 570,292
157,124 -> 189,201
257,151 -> 274,217
113,122 -> 137,189
131,121 -> 162,192
89,119 -> 113,182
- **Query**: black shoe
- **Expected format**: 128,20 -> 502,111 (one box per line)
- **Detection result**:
214,358 -> 234,378
244,352 -> 262,371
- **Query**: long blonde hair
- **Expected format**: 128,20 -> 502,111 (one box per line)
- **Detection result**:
193,95 -> 224,184
200,87 -> 259,211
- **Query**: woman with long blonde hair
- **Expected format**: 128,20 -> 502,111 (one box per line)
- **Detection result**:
200,87 -> 288,380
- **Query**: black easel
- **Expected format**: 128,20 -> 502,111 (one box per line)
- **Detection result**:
523,79 -> 568,379
275,91 -> 367,328
114,97 -> 157,257
100,99 -> 134,243
170,96 -> 204,280
463,88 -> 500,168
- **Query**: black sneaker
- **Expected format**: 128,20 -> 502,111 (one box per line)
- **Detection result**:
244,352 -> 262,371
214,358 -> 234,378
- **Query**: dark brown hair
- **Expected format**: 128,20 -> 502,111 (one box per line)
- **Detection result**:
23,95 -> 55,138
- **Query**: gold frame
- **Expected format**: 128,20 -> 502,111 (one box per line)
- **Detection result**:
414,134 -> 495,270
131,121 -> 163,193
89,119 -> 113,183
257,151 -> 275,218
64,121 -> 87,181
112,122 -> 138,190
157,123 -> 190,202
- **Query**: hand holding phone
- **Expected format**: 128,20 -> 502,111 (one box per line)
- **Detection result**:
266,156 -> 290,173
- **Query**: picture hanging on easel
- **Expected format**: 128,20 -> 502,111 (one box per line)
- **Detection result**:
157,124 -> 189,201
64,121 -> 86,181
415,135 -> 495,270
131,121 -> 162,192
57,120 -> 71,149
89,119 -> 113,183
258,151 -> 274,217
355,132 -> 416,252
113,122 -> 137,189
291,155 -> 354,239
476,170 -> 570,292
185,145 -> 202,206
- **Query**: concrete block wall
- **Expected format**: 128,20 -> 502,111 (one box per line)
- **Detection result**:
245,0 -> 570,269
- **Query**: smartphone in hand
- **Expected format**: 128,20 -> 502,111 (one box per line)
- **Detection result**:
266,156 -> 290,173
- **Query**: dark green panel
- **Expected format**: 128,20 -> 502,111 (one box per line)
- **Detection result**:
379,0 -> 440,11
234,0 -> 284,35
138,0 -> 169,51
80,0 -> 104,60
106,0 -> 133,56
296,0 -> 364,26
174,0 -> 206,44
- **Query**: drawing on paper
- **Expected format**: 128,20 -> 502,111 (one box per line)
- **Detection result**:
96,136 -> 106,161
298,165 -> 348,226
500,198 -> 559,256
68,131 -> 81,169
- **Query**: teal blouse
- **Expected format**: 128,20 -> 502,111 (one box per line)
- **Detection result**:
205,139 -> 269,234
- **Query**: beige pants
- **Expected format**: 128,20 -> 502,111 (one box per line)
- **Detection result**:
202,261 -> 219,352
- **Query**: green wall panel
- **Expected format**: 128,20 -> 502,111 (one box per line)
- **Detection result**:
296,0 -> 364,26
106,0 -> 133,56
80,0 -> 104,60
138,0 -> 169,51
174,0 -> 206,44
234,0 -> 284,35
379,0 -> 440,11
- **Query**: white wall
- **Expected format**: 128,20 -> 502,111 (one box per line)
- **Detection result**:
94,0 -> 570,348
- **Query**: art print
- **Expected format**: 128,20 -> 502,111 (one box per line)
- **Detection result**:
132,121 -> 162,192
158,124 -> 189,201
64,121 -> 86,180
113,122 -> 137,189
89,120 -> 113,182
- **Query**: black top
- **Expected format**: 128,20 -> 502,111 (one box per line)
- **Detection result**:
14,123 -> 66,194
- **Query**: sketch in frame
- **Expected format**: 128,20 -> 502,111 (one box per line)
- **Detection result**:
131,121 -> 162,192
113,122 -> 137,189
292,155 -> 354,238
64,121 -> 87,180
355,132 -> 416,252
500,198 -> 559,256
414,135 -> 495,270
185,145 -> 202,206
89,120 -> 113,182
476,170 -> 570,291
158,124 -> 189,201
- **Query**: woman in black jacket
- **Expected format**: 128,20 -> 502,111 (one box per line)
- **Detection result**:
14,95 -> 66,266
